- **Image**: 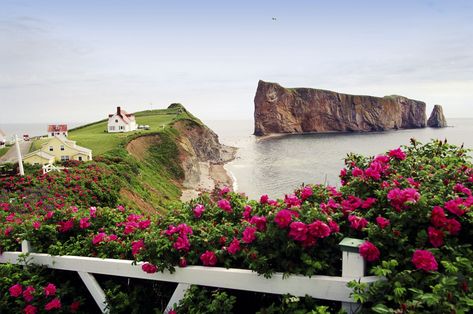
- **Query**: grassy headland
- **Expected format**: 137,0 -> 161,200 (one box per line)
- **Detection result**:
28,103 -> 204,212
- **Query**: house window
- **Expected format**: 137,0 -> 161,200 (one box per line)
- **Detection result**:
49,146 -> 53,151
119,126 -> 124,130
61,156 -> 69,161
78,156 -> 83,161
60,145 -> 64,151
115,119 -> 118,123
109,126 -> 115,131
51,133 -> 54,136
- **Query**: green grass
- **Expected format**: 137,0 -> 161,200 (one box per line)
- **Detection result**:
0,146 -> 10,158
30,139 -> 48,152
66,104 -> 199,156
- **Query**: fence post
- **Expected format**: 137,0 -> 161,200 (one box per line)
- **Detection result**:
165,283 -> 190,313
21,240 -> 32,254
339,238 -> 365,314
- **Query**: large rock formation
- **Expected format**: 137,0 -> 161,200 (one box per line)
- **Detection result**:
427,105 -> 447,128
254,80 -> 427,136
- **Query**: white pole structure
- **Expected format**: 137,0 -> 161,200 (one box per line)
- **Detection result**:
339,238 -> 366,314
15,135 -> 25,176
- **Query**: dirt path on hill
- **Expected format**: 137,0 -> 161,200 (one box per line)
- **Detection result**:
0,141 -> 32,164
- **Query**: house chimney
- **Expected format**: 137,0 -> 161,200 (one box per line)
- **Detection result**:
117,106 -> 121,115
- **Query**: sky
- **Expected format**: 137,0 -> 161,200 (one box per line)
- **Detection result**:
0,0 -> 472,124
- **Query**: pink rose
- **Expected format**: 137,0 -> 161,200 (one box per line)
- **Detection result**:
250,215 -> 267,231
348,215 -> 368,231
227,238 -> 241,255
200,250 -> 217,266
242,205 -> 252,220
173,235 -> 191,252
24,305 -> 37,314
445,218 -> 461,235
387,188 -> 420,211
444,198 -> 466,216
352,167 -> 364,177
361,198 -> 377,209
177,224 -> 193,236
376,217 -> 390,229
260,194 -> 269,204
44,283 -> 56,296
242,227 -> 257,244
89,206 -> 97,217
308,220 -> 331,238
431,206 -> 446,227
217,199 -> 232,212
92,232 -> 106,245
359,241 -> 380,262
428,227 -> 444,247
23,285 -> 35,302
32,221 -> 41,230
131,239 -> 145,256
284,194 -> 301,207
288,222 -> 308,242
179,257 -> 187,268
389,147 -> 406,160
70,301 -> 81,313
193,204 -> 205,218
328,220 -> 340,233
300,186 -> 313,200
274,209 -> 293,228
9,283 -> 22,297
412,250 -> 438,272
44,298 -> 61,311
57,219 -> 74,233
219,186 -> 230,195
142,263 -> 158,273
79,217 -> 90,229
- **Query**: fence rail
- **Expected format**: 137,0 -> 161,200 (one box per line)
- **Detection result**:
0,238 -> 381,314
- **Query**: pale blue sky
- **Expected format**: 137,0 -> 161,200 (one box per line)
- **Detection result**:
1,0 -> 472,123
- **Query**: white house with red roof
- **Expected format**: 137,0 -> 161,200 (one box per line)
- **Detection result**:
107,106 -> 137,133
48,124 -> 68,138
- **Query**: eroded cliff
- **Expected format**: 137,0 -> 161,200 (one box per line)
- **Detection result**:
172,119 -> 236,201
254,80 -> 427,136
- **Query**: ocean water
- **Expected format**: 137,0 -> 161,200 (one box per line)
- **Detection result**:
206,119 -> 473,200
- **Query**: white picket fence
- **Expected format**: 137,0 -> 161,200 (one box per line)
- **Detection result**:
42,163 -> 66,174
0,238 -> 381,314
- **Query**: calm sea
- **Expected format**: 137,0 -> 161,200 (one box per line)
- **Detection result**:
206,119 -> 473,200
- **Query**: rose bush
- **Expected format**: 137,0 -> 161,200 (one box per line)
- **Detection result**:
0,139 -> 472,313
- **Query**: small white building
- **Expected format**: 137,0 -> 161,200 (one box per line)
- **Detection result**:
107,107 -> 137,133
48,124 -> 68,138
0,129 -> 6,148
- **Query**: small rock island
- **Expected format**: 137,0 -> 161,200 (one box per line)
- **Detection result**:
254,80 -> 446,136
427,104 -> 448,128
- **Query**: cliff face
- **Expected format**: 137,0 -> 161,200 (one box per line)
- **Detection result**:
254,80 -> 427,136
427,105 -> 447,128
172,119 -> 236,198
